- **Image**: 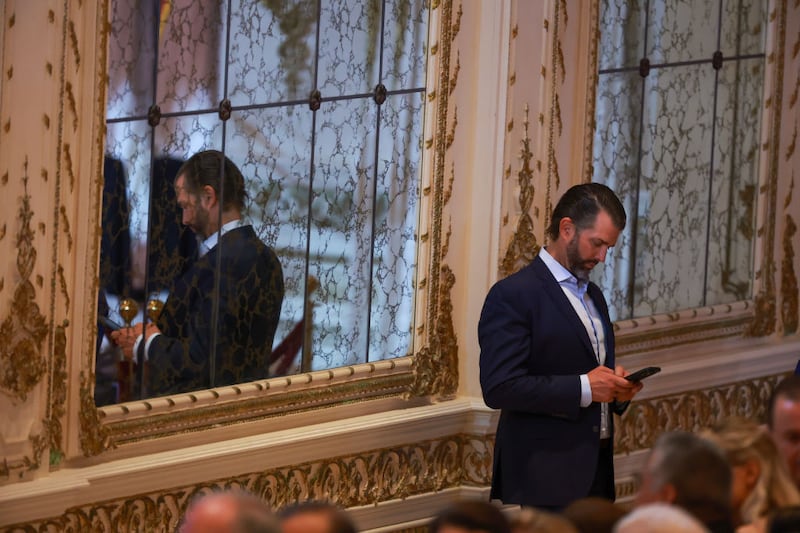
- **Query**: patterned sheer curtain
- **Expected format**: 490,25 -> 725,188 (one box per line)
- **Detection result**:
592,0 -> 766,321
98,0 -> 427,404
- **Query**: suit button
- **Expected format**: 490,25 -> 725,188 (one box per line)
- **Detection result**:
592,426 -> 599,433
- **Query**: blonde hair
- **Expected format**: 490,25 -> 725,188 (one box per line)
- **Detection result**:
701,417 -> 800,524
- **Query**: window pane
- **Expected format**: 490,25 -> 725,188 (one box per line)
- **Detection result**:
647,0 -> 717,64
157,1 -> 224,113
369,93 -> 422,360
228,0 -> 317,105
720,0 -> 767,57
598,0 -> 646,71
226,105 -> 313,355
310,98 -> 378,369
592,71 -> 643,321
317,2 -> 380,97
107,0 -> 156,119
381,0 -> 429,91
634,64 -> 716,317
706,58 -> 764,304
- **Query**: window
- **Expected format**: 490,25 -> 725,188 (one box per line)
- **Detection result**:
98,0 -> 428,404
592,0 -> 766,321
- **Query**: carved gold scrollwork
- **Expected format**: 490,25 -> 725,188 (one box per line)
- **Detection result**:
0,171 -> 48,402
47,320 -> 69,466
500,106 -> 540,278
7,433 -> 493,531
614,374 -> 783,455
781,177 -> 798,334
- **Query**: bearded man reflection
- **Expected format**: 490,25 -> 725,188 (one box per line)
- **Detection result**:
111,150 -> 284,397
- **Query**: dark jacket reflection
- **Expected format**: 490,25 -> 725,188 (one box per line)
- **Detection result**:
148,225 -> 284,396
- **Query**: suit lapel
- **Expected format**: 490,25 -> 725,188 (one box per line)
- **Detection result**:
531,256 -> 599,365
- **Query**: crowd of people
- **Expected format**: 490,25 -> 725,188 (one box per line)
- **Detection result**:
175,376 -> 800,533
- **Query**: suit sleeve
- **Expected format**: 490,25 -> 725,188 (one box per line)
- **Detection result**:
478,279 -> 582,420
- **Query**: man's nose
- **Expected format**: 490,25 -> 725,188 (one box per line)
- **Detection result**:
597,246 -> 609,262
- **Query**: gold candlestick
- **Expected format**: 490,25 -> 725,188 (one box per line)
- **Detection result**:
119,298 -> 139,327
146,298 -> 164,323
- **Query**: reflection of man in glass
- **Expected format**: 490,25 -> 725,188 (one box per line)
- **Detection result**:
111,150 -> 284,397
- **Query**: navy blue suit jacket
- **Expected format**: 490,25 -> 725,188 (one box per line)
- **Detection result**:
478,254 -> 622,507
147,225 -> 284,396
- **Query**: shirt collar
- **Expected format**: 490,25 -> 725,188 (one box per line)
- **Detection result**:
540,246 -> 588,295
539,246 -> 576,284
197,219 -> 244,257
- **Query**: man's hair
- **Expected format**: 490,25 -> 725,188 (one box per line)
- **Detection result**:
277,500 -> 357,533
767,375 -> 800,428
646,431 -> 732,522
547,182 -> 626,241
428,500 -> 511,533
176,149 -> 247,212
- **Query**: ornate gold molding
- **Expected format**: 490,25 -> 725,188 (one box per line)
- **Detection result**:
614,373 -> 784,455
410,0 -> 461,400
749,2 -> 787,337
781,175 -> 798,334
500,106 -> 540,278
47,321 -> 69,467
0,169 -> 49,403
544,0 -> 568,221
8,432 -> 492,532
582,0 -> 600,184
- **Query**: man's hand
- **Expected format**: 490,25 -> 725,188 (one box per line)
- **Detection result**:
110,323 -> 161,360
587,365 -> 642,403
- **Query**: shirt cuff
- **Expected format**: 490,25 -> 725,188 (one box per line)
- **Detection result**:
142,332 -> 161,361
580,374 -> 592,407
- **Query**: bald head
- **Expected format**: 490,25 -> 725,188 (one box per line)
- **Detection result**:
180,491 -> 278,533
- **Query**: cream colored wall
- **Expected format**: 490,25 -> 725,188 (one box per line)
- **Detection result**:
1,0 -> 799,531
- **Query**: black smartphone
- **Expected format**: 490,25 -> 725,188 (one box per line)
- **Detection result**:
625,366 -> 661,382
98,315 -> 122,331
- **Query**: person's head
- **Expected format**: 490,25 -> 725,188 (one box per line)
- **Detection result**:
428,500 -> 511,533
174,150 -> 247,239
546,183 -> 626,281
510,507 -> 578,533
179,490 -> 278,533
700,417 -> 800,525
767,375 -> 800,489
613,503 -> 709,533
561,496 -> 627,533
635,431 -> 732,528
278,500 -> 356,533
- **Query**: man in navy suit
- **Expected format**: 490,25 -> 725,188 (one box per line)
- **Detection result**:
478,183 -> 643,508
112,150 -> 284,397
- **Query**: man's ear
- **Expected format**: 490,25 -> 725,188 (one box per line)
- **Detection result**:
558,217 -> 575,240
201,185 -> 217,207
661,483 -> 678,504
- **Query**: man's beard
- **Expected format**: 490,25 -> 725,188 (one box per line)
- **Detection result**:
566,234 -> 598,282
192,206 -> 211,239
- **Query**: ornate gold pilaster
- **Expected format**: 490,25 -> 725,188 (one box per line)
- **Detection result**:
410,0 -> 461,399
